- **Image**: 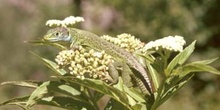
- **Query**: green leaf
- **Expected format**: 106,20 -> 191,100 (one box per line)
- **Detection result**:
127,94 -> 137,107
26,81 -> 50,108
45,81 -> 88,103
75,79 -> 132,109
163,74 -> 193,97
57,84 -> 81,96
27,40 -> 67,50
113,78 -> 145,106
0,96 -> 29,109
0,95 -> 94,110
113,77 -> 125,92
166,41 -> 196,75
190,57 -> 218,65
37,96 -> 95,110
124,87 -> 145,103
146,62 -> 160,91
132,103 -> 147,110
1,80 -> 88,109
160,74 -> 193,106
30,52 -> 67,75
151,74 -> 193,110
26,80 -> 91,108
48,81 -> 81,97
112,78 -> 147,109
179,61 -> 220,76
56,76 -> 133,110
1,80 -> 42,88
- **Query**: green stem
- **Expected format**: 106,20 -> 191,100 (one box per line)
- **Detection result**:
158,50 -> 171,77
150,80 -> 166,110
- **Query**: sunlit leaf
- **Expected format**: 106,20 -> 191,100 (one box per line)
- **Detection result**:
58,84 -> 81,96
38,96 -> 95,110
124,87 -> 145,103
113,78 -> 145,106
0,95 -> 94,110
0,96 -> 29,109
132,103 -> 147,110
30,52 -> 67,75
163,74 -> 193,98
27,40 -> 67,50
159,74 -> 193,106
179,62 -> 220,76
190,57 -> 218,65
26,81 -> 50,108
152,74 -> 193,109
146,62 -> 160,91
113,78 -> 125,92
1,80 -> 42,88
55,76 -> 133,110
45,81 -> 88,103
166,41 -> 196,75
75,79 -> 132,109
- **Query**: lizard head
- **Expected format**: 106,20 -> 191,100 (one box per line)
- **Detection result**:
43,27 -> 72,45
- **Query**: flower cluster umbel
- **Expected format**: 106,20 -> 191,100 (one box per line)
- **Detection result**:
55,46 -> 114,83
143,35 -> 186,52
101,33 -> 145,53
46,16 -> 84,27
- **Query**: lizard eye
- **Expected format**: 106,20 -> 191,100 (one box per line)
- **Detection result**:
54,32 -> 61,36
55,32 -> 60,36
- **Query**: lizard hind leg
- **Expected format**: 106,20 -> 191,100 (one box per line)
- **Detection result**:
108,62 -> 134,87
105,62 -> 119,84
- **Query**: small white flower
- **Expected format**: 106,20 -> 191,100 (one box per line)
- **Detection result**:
46,16 -> 84,27
143,35 -> 186,52
63,16 -> 84,26
93,51 -> 103,58
100,33 -> 144,52
55,50 -> 75,66
46,19 -> 63,27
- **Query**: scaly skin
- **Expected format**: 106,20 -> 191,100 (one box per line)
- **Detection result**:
43,27 -> 153,94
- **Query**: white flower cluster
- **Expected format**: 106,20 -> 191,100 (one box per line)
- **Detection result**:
143,35 -> 186,52
55,46 -> 114,82
46,16 -> 84,27
101,33 -> 145,52
55,49 -> 75,66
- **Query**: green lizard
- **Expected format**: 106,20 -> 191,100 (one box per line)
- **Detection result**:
43,27 -> 154,94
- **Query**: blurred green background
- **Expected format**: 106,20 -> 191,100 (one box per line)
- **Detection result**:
0,0 -> 219,110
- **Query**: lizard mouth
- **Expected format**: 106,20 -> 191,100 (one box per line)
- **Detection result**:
43,35 -> 71,42
44,38 -> 60,42
43,35 -> 60,42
